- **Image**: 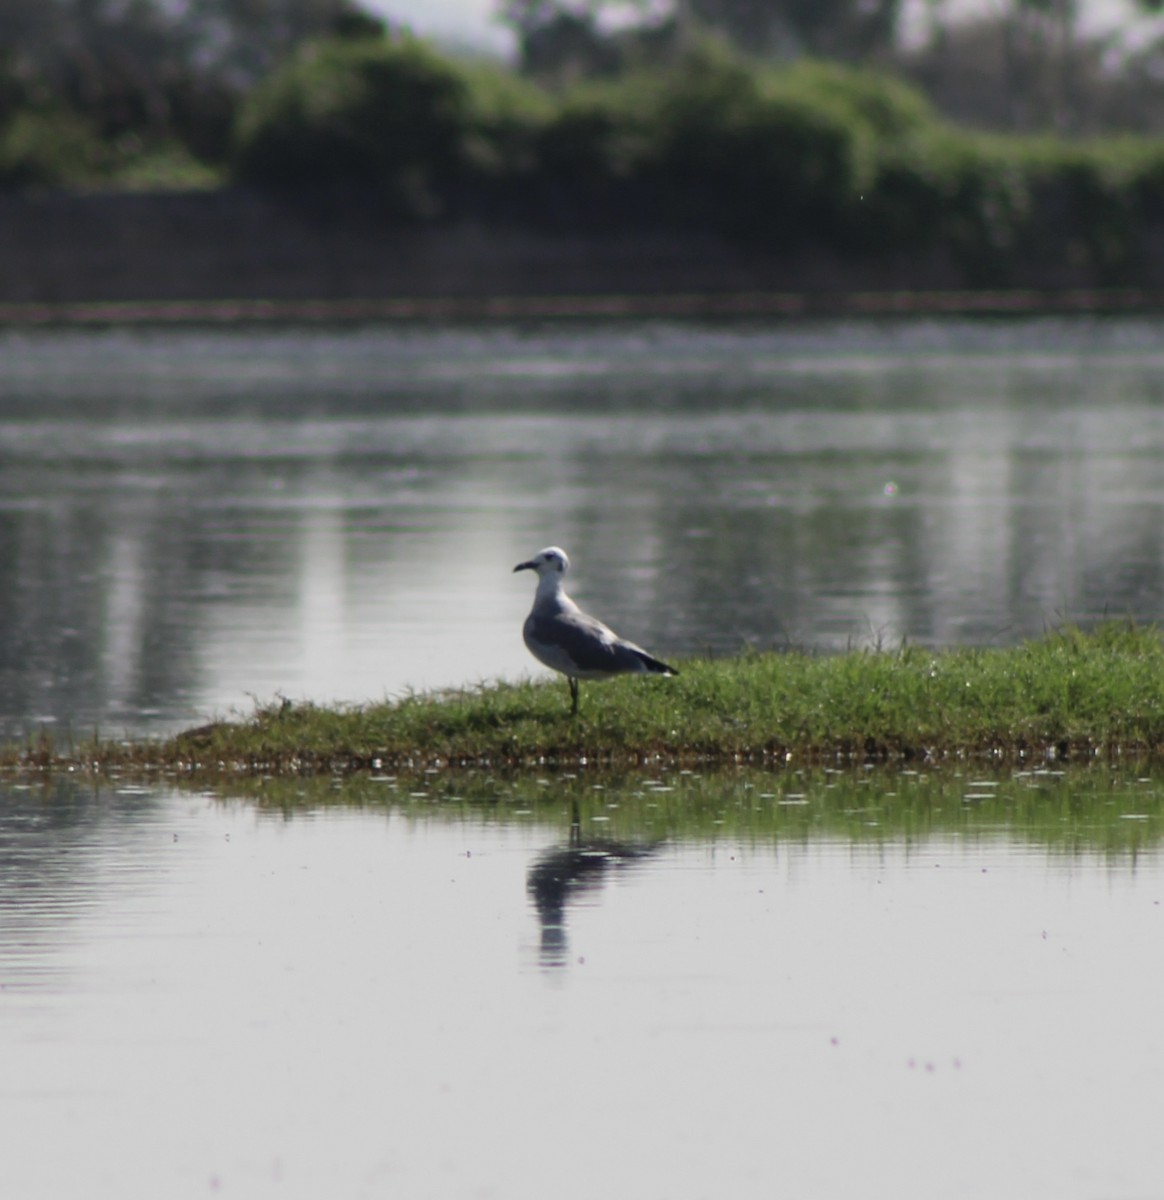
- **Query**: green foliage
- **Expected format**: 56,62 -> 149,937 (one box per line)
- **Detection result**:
0,106 -> 227,190
859,129 -> 1030,272
103,142 -> 226,191
506,50 -> 944,243
225,34 -> 1164,284
760,58 -> 936,141
1011,136 -> 1164,283
452,59 -> 553,182
538,71 -> 663,173
233,36 -> 556,216
228,38 -> 949,244
530,71 -> 665,220
5,17 -> 1164,283
234,35 -> 474,215
633,51 -> 877,244
848,120 -> 1164,282
0,0 -> 370,165
0,110 -> 108,187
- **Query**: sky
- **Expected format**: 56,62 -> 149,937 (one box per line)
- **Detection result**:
364,0 -> 515,54
363,0 -> 1141,58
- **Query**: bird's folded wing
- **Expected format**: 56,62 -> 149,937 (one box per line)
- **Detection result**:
525,609 -> 650,676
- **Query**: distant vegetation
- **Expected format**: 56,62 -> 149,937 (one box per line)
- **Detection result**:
5,1 -> 1164,283
0,0 -> 380,189
230,36 -> 1164,285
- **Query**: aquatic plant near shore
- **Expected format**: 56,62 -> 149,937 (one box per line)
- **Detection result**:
196,760 -> 1164,858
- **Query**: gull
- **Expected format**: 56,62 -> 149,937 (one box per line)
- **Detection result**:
513,546 -> 678,714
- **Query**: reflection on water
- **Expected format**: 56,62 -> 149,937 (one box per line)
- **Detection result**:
2,767 -> 1164,1199
527,801 -> 660,969
3,316 -> 1164,737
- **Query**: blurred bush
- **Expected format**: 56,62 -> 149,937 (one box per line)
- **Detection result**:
234,37 -> 469,216
530,71 -> 665,225
0,109 -> 108,188
229,34 -> 1164,282
645,54 -> 879,245
5,19 -> 1164,288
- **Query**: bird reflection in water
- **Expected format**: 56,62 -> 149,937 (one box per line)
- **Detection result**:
526,802 -> 660,970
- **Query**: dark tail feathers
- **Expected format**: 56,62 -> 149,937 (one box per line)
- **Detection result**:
635,649 -> 678,676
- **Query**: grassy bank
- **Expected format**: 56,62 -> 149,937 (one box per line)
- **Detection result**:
8,623 -> 1164,775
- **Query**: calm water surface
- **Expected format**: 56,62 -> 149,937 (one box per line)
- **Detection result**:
3,315 -> 1164,737
2,767 -> 1163,1199
5,317 -> 1164,1195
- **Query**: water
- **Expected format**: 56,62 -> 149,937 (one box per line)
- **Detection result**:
2,768 -> 1163,1199
4,315 -> 1164,1195
3,315 -> 1164,738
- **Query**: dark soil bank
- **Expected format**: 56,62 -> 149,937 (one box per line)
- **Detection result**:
3,189 -> 1164,320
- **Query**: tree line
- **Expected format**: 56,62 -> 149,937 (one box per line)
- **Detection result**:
0,0 -> 380,185
3,0 -> 1164,289
4,0 -> 1164,181
507,0 -> 1164,134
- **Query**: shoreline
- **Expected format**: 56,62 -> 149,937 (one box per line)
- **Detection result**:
5,189 -> 1164,323
3,286 -> 1164,327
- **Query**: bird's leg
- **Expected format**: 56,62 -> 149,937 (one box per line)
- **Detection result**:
568,676 -> 579,715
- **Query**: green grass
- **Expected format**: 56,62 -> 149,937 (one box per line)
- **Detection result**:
7,622 -> 1164,776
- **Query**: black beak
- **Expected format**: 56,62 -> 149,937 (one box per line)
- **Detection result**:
513,560 -> 536,573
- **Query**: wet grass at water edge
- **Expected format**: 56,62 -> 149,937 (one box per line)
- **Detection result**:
8,622 -> 1164,775
211,760 -> 1164,858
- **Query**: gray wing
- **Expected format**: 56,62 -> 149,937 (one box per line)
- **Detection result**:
524,608 -> 675,679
